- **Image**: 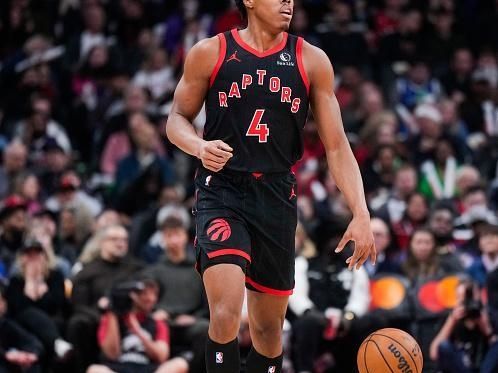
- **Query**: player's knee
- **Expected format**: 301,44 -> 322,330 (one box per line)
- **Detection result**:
251,318 -> 283,344
210,305 -> 241,340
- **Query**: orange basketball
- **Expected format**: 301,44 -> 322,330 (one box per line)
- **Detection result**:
357,328 -> 423,373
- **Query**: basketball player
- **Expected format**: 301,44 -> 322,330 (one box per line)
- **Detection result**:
166,1 -> 376,372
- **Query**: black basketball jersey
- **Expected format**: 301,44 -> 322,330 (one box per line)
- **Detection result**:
205,29 -> 310,172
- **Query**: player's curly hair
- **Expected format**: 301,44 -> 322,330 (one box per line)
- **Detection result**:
234,0 -> 247,19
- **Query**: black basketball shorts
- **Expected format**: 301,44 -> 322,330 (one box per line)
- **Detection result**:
193,167 -> 298,296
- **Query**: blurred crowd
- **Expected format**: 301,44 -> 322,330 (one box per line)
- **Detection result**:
0,0 -> 498,372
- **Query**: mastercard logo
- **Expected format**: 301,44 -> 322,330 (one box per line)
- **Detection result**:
417,275 -> 460,313
370,277 -> 407,310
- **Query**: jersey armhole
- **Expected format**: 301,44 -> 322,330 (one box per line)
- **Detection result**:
296,37 -> 310,95
209,33 -> 227,88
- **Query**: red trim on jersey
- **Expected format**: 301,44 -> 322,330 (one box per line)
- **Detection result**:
155,319 -> 170,344
245,277 -> 294,296
296,37 -> 310,95
209,33 -> 227,88
231,29 -> 288,58
207,248 -> 251,263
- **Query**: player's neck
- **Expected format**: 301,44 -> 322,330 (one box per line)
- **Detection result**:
238,23 -> 285,54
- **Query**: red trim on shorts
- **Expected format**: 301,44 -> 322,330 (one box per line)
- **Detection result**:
207,249 -> 251,263
296,37 -> 310,95
209,33 -> 227,88
231,29 -> 288,58
245,276 -> 293,296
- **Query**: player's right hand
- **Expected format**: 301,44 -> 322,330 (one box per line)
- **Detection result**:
198,140 -> 233,172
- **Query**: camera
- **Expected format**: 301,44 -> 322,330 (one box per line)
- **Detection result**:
109,281 -> 145,316
463,283 -> 482,320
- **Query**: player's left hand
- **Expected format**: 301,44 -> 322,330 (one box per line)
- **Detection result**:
335,214 -> 376,270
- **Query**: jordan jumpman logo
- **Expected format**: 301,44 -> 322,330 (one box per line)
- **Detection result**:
226,50 -> 242,63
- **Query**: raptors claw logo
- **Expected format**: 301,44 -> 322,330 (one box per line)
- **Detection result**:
207,218 -> 232,242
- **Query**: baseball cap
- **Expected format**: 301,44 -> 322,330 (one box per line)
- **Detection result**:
0,195 -> 27,221
414,103 -> 442,124
59,174 -> 80,192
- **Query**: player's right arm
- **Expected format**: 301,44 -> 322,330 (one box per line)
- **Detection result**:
166,37 -> 233,172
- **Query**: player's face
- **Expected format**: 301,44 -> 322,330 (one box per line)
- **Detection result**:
252,0 -> 294,32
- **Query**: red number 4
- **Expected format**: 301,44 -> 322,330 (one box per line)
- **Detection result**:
247,109 -> 269,143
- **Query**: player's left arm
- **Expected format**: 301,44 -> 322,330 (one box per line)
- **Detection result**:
303,41 -> 376,270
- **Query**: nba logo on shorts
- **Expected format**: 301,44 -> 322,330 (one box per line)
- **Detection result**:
216,352 -> 223,364
268,366 -> 276,373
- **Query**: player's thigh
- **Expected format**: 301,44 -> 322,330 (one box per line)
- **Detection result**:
247,290 -> 289,324
245,173 -> 297,294
203,264 -> 246,317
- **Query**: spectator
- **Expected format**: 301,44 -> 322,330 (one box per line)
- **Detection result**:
346,83 -> 385,134
132,48 -> 176,102
361,144 -> 401,198
378,8 -> 424,65
0,282 -> 44,373
144,217 -> 208,373
100,111 -> 166,176
114,115 -> 175,216
460,68 -> 496,134
430,279 -> 498,373
355,110 -> 398,167
36,139 -> 72,196
439,99 -> 470,146
372,164 -> 419,224
317,1 -> 369,70
64,4 -> 115,70
423,9 -> 467,76
455,166 -> 481,201
364,217 -> 401,277
0,195 -> 28,276
13,94 -> 71,164
401,228 -> 454,285
6,239 -> 72,361
395,61 -> 443,112
68,225 -> 143,373
419,137 -> 459,201
57,207 -> 83,266
0,141 -> 28,199
441,48 -> 474,102
140,205 -> 192,265
467,223 -> 498,287
392,192 -> 429,251
13,173 -> 42,215
99,85 -> 153,156
428,205 -> 463,273
87,278 -> 188,373
408,103 -> 444,165
46,171 -> 102,218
